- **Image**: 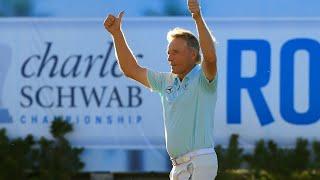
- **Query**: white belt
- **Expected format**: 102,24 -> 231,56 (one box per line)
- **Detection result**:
171,148 -> 215,166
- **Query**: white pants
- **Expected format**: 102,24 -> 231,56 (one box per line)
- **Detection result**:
169,152 -> 218,180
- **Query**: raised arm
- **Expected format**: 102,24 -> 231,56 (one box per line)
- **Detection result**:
188,0 -> 217,81
104,12 -> 150,88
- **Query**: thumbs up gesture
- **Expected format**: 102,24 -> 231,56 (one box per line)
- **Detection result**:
188,0 -> 201,19
104,11 -> 125,36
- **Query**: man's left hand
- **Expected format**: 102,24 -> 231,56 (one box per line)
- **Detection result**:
188,0 -> 201,19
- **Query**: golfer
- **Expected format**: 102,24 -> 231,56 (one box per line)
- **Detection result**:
104,0 -> 218,179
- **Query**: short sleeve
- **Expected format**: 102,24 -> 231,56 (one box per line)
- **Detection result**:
147,69 -> 167,93
199,70 -> 218,92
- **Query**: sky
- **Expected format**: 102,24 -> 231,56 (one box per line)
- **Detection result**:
30,0 -> 320,18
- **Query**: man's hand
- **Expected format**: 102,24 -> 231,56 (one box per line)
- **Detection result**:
188,0 -> 201,19
104,11 -> 125,36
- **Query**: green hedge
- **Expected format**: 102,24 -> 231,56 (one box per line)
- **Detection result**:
215,134 -> 320,180
1,119 -> 320,180
0,117 -> 84,179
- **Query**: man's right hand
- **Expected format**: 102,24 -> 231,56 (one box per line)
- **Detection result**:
104,11 -> 124,36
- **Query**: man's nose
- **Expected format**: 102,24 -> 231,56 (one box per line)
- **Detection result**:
168,55 -> 173,62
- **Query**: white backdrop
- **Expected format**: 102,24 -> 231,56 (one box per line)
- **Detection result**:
0,18 -> 319,171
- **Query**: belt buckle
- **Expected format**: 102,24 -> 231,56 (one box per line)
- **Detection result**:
171,154 -> 191,166
182,156 -> 190,163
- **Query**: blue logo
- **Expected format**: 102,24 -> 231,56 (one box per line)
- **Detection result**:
0,43 -> 13,124
0,109 -> 12,123
227,38 -> 320,126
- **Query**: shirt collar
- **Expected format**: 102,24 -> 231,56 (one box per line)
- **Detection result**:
173,65 -> 200,84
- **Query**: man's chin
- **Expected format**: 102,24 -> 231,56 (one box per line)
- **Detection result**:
171,69 -> 177,74
170,67 -> 180,75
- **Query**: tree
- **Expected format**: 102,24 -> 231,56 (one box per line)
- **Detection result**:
0,117 -> 84,179
33,117 -> 84,179
0,0 -> 32,16
144,0 -> 188,16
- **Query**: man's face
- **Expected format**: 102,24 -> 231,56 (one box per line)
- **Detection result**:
167,38 -> 196,78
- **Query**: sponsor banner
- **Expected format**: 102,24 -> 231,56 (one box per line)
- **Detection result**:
0,18 -> 319,171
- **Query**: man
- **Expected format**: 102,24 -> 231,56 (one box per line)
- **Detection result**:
104,0 -> 218,179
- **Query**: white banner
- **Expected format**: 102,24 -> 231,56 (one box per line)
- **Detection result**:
0,18 -> 320,152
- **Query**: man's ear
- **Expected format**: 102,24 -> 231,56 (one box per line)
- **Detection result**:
191,48 -> 197,61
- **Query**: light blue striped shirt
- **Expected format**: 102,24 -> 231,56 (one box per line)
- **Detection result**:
147,65 -> 218,158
